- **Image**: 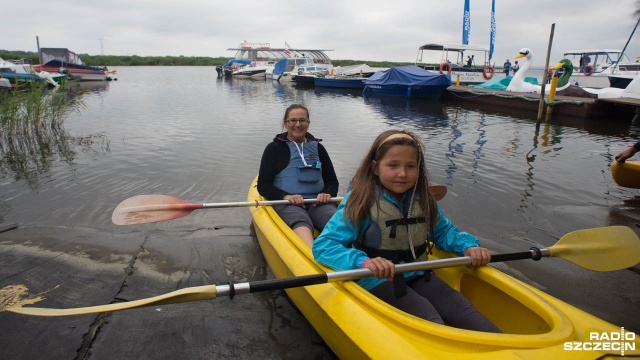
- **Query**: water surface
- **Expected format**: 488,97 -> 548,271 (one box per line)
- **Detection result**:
1,66 -> 639,333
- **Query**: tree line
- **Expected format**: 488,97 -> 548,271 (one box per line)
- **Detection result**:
0,50 -> 411,68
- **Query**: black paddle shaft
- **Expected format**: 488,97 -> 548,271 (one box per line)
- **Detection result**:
220,248 -> 547,299
490,247 -> 544,263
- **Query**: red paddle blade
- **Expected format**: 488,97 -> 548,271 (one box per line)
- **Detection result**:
112,195 -> 202,225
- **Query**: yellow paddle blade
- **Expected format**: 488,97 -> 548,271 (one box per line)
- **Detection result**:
549,226 -> 640,272
6,285 -> 217,317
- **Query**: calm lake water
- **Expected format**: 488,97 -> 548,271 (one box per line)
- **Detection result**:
1,66 -> 639,333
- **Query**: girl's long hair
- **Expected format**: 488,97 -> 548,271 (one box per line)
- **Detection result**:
345,129 -> 437,233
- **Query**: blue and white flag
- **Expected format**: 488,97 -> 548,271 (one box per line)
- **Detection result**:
489,0 -> 496,61
462,0 -> 470,45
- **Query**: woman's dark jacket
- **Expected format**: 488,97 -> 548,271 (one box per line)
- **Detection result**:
257,132 -> 339,200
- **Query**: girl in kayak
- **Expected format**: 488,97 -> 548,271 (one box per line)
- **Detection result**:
313,129 -> 500,332
257,104 -> 339,247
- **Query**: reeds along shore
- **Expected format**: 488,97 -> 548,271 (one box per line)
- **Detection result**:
0,83 -> 108,187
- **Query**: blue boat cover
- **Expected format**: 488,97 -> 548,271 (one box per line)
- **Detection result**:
365,66 -> 451,86
223,59 -> 251,67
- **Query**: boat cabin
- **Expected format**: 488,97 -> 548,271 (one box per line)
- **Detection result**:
415,43 -> 499,84
416,43 -> 491,69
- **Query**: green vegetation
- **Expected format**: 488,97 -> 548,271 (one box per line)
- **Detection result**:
0,83 -> 91,187
0,50 -> 413,67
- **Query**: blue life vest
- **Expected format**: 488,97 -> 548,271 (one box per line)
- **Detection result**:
274,140 -> 324,198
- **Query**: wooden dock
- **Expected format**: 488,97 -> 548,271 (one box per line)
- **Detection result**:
443,86 -> 639,120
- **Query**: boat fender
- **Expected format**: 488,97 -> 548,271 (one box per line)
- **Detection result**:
582,65 -> 594,76
482,65 -> 495,80
439,62 -> 452,75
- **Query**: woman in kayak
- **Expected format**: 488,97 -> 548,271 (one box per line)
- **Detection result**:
313,129 -> 501,332
257,104 -> 339,247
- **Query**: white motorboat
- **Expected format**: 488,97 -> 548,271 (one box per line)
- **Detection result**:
607,55 -> 640,88
271,57 -> 332,82
562,49 -> 640,88
231,62 -> 276,78
0,57 -> 64,87
415,43 -> 503,85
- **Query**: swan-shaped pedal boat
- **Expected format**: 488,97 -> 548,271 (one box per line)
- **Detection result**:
506,48 -> 542,93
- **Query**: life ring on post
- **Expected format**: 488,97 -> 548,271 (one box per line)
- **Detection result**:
439,62 -> 452,75
582,65 -> 594,76
482,65 -> 495,80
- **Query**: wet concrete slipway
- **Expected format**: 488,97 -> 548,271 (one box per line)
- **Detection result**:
0,223 -> 336,359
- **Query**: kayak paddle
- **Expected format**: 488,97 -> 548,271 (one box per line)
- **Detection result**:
111,184 -> 448,225
6,225 -> 639,317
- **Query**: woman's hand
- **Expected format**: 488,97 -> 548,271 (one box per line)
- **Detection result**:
463,247 -> 492,269
284,194 -> 304,206
615,147 -> 638,164
364,257 -> 395,281
314,193 -> 332,206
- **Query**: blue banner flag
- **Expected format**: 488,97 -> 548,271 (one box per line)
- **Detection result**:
489,0 -> 496,61
462,0 -> 470,45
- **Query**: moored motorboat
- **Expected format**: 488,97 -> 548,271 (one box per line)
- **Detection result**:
272,57 -> 332,82
363,66 -> 451,100
231,63 -> 274,78
611,160 -> 640,188
248,177 -> 639,359
314,75 -> 367,89
415,43 -> 503,85
0,57 -> 65,87
33,48 -> 108,82
561,49 -> 639,88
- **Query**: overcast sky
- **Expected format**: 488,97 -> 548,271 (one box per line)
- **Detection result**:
4,0 -> 639,67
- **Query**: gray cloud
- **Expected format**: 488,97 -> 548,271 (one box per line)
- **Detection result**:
4,0 -> 639,66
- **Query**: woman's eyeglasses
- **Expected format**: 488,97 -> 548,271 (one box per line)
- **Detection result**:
286,119 -> 309,125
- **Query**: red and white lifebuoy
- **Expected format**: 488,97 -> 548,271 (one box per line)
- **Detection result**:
582,65 -> 594,76
482,65 -> 495,80
439,62 -> 452,75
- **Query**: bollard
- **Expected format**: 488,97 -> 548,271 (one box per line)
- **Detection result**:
456,75 -> 460,86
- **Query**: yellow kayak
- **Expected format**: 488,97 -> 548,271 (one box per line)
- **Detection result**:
248,178 -> 639,359
611,160 -> 640,189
